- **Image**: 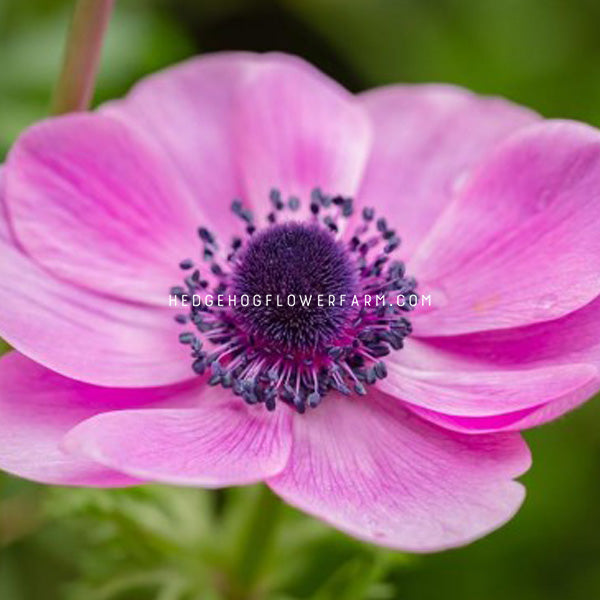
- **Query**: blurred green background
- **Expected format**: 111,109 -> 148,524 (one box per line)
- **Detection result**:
3,0 -> 600,598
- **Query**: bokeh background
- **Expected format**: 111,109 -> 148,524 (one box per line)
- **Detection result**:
3,0 -> 600,598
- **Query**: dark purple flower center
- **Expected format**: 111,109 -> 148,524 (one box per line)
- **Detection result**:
230,222 -> 358,353
172,189 -> 417,413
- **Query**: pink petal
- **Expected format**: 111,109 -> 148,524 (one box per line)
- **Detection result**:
0,224 -> 192,386
64,387 -> 293,487
4,113 -> 200,304
395,296 -> 600,431
358,85 -> 538,259
105,52 -> 371,225
235,53 -> 372,218
0,352 -> 195,486
103,52 -> 258,238
407,393 -> 597,434
268,391 -> 530,552
380,355 -> 596,417
0,165 -> 8,240
415,295 -> 600,369
411,121 -> 600,335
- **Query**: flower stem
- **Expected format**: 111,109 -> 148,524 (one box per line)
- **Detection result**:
51,0 -> 114,114
228,485 -> 283,599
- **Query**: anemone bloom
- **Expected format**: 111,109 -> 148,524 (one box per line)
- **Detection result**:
1,52 -> 600,552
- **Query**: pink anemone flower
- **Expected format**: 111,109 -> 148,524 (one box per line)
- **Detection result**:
1,52 -> 600,552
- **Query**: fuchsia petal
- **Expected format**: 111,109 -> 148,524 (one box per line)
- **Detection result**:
406,392 -> 598,434
64,386 -> 293,486
103,52 -> 258,238
0,223 -> 191,387
0,166 -> 7,239
268,390 -> 530,552
0,352 -> 199,485
380,357 -> 596,417
414,295 -> 600,370
411,121 -> 600,335
358,85 -> 538,259
235,53 -> 372,219
393,297 -> 600,432
105,52 -> 372,226
4,113 -> 200,305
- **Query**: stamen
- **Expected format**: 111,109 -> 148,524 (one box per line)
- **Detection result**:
173,188 -> 417,413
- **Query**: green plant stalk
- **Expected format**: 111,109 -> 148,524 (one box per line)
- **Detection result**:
228,485 -> 283,599
51,0 -> 114,114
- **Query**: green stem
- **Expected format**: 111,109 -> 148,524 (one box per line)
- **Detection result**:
229,485 -> 283,599
51,0 -> 114,114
